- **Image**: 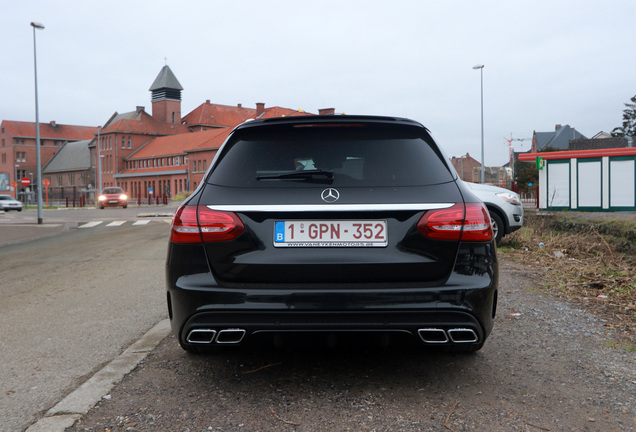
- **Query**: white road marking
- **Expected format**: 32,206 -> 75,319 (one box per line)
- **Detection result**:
79,221 -> 103,229
106,221 -> 126,227
78,220 -> 161,229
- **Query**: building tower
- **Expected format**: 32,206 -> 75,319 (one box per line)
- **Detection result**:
149,65 -> 183,124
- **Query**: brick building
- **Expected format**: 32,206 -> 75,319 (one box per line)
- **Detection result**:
569,135 -> 629,151
96,65 -> 315,200
3,65 -> 331,203
0,120 -> 98,197
450,153 -> 481,182
41,139 -> 94,201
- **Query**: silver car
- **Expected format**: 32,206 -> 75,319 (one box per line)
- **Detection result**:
463,182 -> 523,244
0,194 -> 23,212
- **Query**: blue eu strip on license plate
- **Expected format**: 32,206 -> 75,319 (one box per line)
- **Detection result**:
274,221 -> 286,243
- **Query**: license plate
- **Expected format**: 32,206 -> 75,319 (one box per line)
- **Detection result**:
274,220 -> 387,247
108,200 -> 118,204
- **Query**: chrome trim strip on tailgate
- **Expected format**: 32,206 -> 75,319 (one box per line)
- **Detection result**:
207,203 -> 455,212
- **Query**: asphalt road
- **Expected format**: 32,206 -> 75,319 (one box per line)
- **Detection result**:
0,214 -> 171,432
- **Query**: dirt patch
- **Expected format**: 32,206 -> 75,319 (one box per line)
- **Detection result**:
499,210 -> 636,348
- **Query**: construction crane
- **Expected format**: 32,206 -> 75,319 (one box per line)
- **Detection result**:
504,134 -> 531,183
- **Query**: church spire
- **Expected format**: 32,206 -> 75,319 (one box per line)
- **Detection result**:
149,65 -> 183,124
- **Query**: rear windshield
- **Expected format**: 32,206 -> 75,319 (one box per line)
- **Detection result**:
207,123 -> 454,187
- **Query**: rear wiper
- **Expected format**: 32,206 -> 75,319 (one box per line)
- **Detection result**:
256,169 -> 334,181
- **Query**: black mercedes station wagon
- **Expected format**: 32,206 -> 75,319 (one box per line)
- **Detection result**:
166,115 -> 498,353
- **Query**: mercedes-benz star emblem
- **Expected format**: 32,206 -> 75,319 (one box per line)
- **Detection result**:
321,188 -> 340,203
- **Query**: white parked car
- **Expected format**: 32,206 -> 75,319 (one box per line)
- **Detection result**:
463,182 -> 523,244
0,194 -> 23,212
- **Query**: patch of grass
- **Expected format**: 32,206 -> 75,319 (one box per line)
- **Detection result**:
521,285 -> 544,295
596,218 -> 636,232
604,340 -> 636,353
172,191 -> 194,202
23,205 -> 60,210
500,212 -> 635,343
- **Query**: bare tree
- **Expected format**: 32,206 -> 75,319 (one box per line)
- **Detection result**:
612,94 -> 636,137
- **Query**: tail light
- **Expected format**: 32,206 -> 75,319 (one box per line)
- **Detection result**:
170,205 -> 245,243
417,203 -> 492,242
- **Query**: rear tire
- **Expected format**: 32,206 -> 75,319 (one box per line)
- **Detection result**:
489,211 -> 504,245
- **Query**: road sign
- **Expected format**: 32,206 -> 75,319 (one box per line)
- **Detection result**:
42,178 -> 50,187
21,178 -> 31,186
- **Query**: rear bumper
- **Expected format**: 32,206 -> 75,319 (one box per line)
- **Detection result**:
166,243 -> 498,350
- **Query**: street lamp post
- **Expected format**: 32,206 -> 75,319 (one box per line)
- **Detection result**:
31,21 -> 45,223
97,127 -> 102,193
472,64 -> 485,184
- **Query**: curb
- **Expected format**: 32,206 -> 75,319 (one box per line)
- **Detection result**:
0,222 -> 77,248
137,212 -> 174,218
25,319 -> 171,432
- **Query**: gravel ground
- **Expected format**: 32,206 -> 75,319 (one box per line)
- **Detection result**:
67,258 -> 635,432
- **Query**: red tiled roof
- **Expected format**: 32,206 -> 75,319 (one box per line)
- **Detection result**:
182,102 -> 314,128
258,106 -> 314,119
1,120 -> 98,140
127,104 -> 318,163
118,165 -> 185,176
182,101 -> 256,128
101,111 -> 189,135
129,128 -> 232,159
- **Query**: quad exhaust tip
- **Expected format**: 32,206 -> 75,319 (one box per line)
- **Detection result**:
186,329 -> 217,344
418,328 -> 448,343
186,328 -> 246,344
216,329 -> 246,344
418,328 -> 478,344
447,328 -> 478,343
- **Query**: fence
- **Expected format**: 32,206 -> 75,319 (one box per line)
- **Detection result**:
17,188 -> 172,208
520,191 -> 538,208
60,195 -> 170,208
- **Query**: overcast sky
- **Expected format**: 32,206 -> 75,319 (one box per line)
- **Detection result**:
3,0 -> 635,165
